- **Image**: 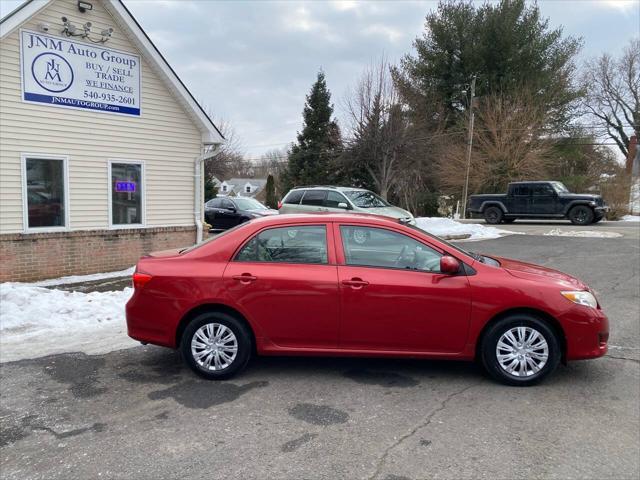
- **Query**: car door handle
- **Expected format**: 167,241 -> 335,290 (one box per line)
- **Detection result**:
232,274 -> 257,283
342,278 -> 369,288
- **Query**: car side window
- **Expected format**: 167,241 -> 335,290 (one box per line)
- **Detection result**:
514,186 -> 531,196
325,191 -> 348,208
340,226 -> 442,272
301,190 -> 327,206
235,226 -> 328,264
532,185 -> 554,196
207,198 -> 222,208
284,190 -> 304,204
221,199 -> 235,210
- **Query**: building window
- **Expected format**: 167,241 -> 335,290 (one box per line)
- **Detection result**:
222,185 -> 228,192
109,161 -> 144,226
22,155 -> 68,230
245,185 -> 251,193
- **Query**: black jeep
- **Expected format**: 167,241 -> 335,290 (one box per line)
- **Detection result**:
468,181 -> 609,225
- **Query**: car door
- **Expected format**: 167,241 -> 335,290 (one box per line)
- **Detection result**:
298,190 -> 328,213
336,225 -> 472,353
323,191 -> 351,212
218,198 -> 238,229
511,185 -> 531,214
205,198 -> 223,227
223,224 -> 340,348
530,184 -> 557,215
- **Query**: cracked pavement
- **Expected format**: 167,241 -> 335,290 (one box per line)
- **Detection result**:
1,233 -> 639,480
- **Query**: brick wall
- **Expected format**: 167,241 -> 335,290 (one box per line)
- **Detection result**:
0,226 -> 196,282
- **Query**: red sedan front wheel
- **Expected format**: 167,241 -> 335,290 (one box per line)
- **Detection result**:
481,314 -> 561,386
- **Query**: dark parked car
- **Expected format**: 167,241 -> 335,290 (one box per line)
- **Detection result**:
468,181 -> 609,225
204,197 -> 277,230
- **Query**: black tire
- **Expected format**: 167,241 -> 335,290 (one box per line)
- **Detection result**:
483,206 -> 504,224
568,205 -> 594,225
480,314 -> 561,386
180,311 -> 252,380
592,215 -> 604,224
503,218 -> 516,224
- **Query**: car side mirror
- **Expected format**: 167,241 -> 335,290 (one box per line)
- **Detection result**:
337,202 -> 349,209
440,256 -> 461,275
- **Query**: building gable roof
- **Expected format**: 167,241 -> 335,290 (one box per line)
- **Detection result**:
0,0 -> 224,145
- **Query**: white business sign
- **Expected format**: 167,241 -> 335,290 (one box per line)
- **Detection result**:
20,30 -> 141,116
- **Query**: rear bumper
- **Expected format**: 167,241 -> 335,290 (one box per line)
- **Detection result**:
560,306 -> 609,360
126,291 -> 179,348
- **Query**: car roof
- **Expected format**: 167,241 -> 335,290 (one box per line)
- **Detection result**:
250,212 -> 402,226
289,186 -> 369,192
509,181 -> 555,184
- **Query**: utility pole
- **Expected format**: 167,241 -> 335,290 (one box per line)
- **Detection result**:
461,75 -> 476,219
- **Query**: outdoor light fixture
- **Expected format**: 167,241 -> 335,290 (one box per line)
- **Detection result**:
77,1 -> 93,13
61,16 -> 113,43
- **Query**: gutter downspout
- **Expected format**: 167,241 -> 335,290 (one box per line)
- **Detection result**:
195,145 -> 221,244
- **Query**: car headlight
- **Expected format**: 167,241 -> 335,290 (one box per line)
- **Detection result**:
561,291 -> 598,308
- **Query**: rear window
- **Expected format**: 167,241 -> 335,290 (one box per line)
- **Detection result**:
235,226 -> 328,264
284,190 -> 304,204
513,185 -> 531,196
178,223 -> 247,254
301,190 -> 327,206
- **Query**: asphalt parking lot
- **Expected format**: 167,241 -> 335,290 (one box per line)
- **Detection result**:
1,230 -> 639,480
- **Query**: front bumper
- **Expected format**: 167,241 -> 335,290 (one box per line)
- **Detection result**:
560,306 -> 609,360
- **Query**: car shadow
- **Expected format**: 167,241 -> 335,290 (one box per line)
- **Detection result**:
131,345 -> 603,388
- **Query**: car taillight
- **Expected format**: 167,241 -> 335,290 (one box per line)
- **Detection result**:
277,201 -> 282,209
132,272 -> 152,290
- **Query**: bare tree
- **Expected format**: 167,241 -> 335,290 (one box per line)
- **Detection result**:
342,57 -> 411,199
201,112 -> 249,180
254,148 -> 289,197
438,91 -> 553,194
582,39 -> 640,158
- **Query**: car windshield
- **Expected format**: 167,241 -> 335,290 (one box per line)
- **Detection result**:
343,190 -> 390,208
234,198 -> 267,210
550,182 -> 569,194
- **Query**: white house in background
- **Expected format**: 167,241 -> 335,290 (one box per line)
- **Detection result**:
218,178 -> 268,199
0,0 -> 224,282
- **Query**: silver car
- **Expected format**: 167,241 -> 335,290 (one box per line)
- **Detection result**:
279,186 -> 416,226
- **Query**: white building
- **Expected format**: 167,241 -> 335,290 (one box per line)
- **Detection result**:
218,178 -> 268,199
0,0 -> 224,281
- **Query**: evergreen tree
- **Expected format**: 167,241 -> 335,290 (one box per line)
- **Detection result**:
265,174 -> 277,209
284,71 -> 342,189
204,175 -> 218,202
396,0 -> 582,130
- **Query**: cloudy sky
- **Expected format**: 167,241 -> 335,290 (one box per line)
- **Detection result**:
2,0 -> 639,158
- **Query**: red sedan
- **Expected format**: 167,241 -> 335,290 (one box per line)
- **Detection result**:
126,213 -> 609,386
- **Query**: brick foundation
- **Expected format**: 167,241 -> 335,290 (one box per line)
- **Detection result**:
0,226 -> 197,282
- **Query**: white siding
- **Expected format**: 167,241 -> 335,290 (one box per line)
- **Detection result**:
0,0 -> 202,233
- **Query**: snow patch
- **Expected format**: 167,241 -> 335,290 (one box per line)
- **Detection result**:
31,266 -> 135,287
0,283 -> 137,363
620,215 -> 640,222
415,217 -> 516,241
543,229 -> 622,238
